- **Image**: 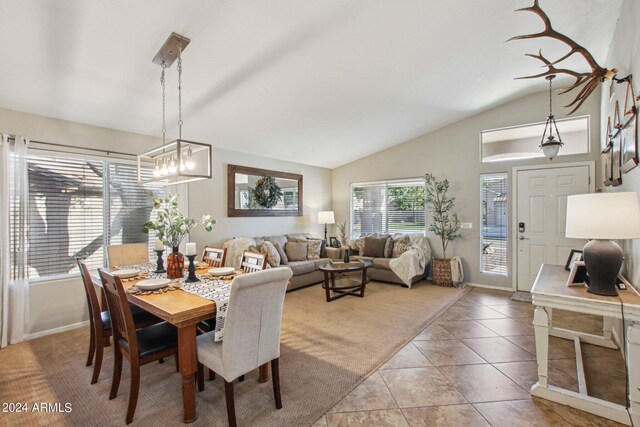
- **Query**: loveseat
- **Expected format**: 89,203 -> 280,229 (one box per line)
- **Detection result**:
348,233 -> 431,288
222,233 -> 342,291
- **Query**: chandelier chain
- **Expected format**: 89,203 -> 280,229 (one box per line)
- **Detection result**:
161,61 -> 167,145
177,41 -> 183,140
548,76 -> 553,117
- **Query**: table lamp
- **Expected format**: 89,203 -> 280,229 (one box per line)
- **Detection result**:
565,192 -> 640,296
318,211 -> 335,242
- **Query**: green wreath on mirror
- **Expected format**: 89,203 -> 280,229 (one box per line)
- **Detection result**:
249,176 -> 283,209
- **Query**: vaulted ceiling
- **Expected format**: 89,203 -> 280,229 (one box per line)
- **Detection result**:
0,0 -> 623,168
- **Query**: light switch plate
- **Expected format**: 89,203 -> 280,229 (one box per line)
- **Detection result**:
460,222 -> 473,229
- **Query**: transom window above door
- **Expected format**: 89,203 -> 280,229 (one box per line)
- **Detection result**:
350,178 -> 425,237
481,116 -> 589,163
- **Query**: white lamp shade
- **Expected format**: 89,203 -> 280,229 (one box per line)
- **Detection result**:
566,192 -> 640,239
318,211 -> 335,225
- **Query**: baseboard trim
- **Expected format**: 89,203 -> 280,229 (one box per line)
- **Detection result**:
26,320 -> 89,341
465,282 -> 514,292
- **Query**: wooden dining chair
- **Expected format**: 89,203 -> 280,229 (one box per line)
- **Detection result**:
107,243 -> 149,268
203,246 -> 227,267
98,269 -> 179,424
196,267 -> 293,427
78,259 -> 160,384
241,251 -> 268,273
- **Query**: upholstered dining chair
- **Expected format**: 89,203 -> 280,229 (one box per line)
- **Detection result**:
107,243 -> 149,268
98,269 -> 179,424
203,246 -> 227,267
196,267 -> 293,427
240,250 -> 267,273
197,246 -> 228,338
77,259 -> 160,384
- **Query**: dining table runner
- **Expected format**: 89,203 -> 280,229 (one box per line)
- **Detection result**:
115,262 -> 237,341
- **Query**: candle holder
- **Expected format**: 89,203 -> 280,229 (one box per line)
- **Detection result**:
154,249 -> 166,273
185,254 -> 200,283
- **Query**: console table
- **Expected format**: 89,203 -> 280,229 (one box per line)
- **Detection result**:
531,264 -> 640,426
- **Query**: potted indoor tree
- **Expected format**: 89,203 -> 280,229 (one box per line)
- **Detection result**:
424,173 -> 461,286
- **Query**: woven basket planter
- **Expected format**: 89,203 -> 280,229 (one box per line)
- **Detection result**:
432,258 -> 453,287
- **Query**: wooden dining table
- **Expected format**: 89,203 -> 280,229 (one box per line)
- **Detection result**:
93,267 -> 270,423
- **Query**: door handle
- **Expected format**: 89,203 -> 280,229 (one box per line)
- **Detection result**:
518,235 -> 529,240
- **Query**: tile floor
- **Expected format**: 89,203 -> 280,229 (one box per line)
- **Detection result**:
312,286 -> 629,427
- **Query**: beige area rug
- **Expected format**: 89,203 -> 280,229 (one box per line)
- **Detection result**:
0,281 -> 468,427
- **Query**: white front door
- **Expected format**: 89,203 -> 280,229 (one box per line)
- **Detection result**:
516,165 -> 590,292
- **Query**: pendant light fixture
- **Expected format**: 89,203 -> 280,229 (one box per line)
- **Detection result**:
138,32 -> 211,185
539,75 -> 563,160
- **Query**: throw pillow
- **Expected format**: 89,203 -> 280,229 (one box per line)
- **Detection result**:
363,236 -> 387,258
286,233 -> 312,242
273,242 -> 288,265
392,235 -> 411,258
355,238 -> 365,256
384,237 -> 394,258
285,242 -> 308,261
303,239 -> 322,260
259,241 -> 280,267
372,233 -> 391,239
308,238 -> 327,258
248,245 -> 260,254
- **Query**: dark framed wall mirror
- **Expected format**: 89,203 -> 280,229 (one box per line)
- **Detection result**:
227,164 -> 303,217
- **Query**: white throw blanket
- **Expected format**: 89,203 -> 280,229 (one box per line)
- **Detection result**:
222,237 -> 256,268
388,234 -> 432,287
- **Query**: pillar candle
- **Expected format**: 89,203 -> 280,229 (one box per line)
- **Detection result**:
185,242 -> 197,256
154,239 -> 164,251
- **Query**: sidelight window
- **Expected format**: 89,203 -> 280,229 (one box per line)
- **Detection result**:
480,173 -> 508,275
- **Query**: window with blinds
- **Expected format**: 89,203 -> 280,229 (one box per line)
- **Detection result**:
351,179 -> 425,237
480,173 -> 508,275
107,163 -> 165,263
12,155 -> 165,280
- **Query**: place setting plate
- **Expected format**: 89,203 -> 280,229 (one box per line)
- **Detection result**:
136,278 -> 171,290
112,269 -> 141,279
208,267 -> 235,276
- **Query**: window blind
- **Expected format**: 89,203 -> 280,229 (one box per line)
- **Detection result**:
26,157 -> 105,278
107,163 -> 165,263
351,179 -> 425,237
480,173 -> 508,275
11,155 -> 165,280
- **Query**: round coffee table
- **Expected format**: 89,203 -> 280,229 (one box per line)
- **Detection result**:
318,260 -> 373,302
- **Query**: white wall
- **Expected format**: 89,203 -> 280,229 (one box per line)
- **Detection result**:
188,147 -> 332,247
0,107 -> 332,336
601,0 -> 640,290
0,107 -> 162,154
332,89 -> 601,289
0,107 -> 165,336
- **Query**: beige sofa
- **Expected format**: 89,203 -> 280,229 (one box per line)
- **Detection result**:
252,233 -> 342,291
345,233 -> 432,287
350,254 -> 427,287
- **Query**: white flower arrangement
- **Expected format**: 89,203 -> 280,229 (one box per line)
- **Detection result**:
143,194 -> 216,248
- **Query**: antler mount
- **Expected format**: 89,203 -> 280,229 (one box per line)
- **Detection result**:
509,0 -> 618,114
